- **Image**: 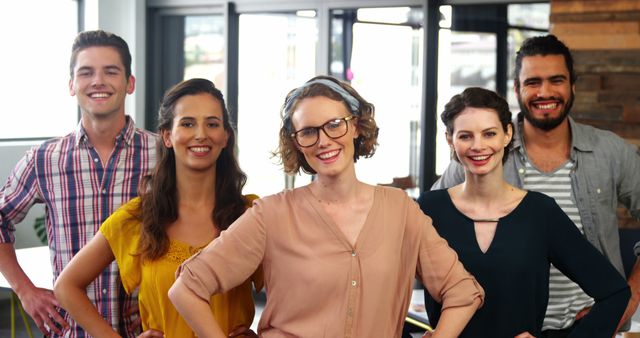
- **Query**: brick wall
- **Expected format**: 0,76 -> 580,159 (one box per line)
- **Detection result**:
550,0 -> 640,229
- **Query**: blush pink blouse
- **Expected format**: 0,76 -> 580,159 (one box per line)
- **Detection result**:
175,185 -> 483,337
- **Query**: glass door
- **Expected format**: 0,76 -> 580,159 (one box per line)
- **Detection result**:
146,7 -> 225,131
237,12 -> 317,197
331,7 -> 424,196
435,5 -> 497,175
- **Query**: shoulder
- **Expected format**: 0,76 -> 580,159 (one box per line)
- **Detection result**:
519,191 -> 565,221
524,190 -> 550,201
376,185 -> 410,198
133,127 -> 158,139
573,121 -> 638,155
131,128 -> 159,151
101,198 -> 142,238
522,190 -> 555,206
24,134 -> 77,167
249,188 -> 300,212
417,189 -> 446,204
109,198 -> 142,224
35,134 -> 74,153
374,185 -> 416,209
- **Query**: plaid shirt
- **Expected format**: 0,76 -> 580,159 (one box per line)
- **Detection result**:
0,117 -> 156,337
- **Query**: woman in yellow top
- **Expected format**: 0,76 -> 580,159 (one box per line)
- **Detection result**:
54,78 -> 262,338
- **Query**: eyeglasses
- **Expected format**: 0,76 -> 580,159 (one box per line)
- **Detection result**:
290,116 -> 356,148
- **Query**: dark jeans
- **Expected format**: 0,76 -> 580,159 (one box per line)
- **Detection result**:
540,320 -> 581,338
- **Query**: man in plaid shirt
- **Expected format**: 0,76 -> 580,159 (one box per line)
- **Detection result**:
0,30 -> 156,337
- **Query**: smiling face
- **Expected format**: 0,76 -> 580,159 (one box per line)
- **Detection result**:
448,107 -> 513,176
162,93 -> 229,174
290,96 -> 358,179
69,46 -> 134,120
516,54 -> 575,131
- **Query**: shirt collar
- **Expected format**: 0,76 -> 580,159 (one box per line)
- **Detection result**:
74,115 -> 135,147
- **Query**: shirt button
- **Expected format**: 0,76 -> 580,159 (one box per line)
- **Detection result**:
518,168 -> 525,174
93,158 -> 99,163
102,289 -> 107,294
351,251 -> 357,257
102,189 -> 107,194
351,280 -> 357,287
596,188 -> 601,194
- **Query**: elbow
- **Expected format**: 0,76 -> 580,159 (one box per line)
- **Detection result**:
53,277 -> 69,309
167,282 -> 178,304
168,279 -> 188,310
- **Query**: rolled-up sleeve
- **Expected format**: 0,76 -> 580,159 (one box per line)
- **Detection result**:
175,201 -> 267,301
0,148 -> 40,243
416,211 -> 484,310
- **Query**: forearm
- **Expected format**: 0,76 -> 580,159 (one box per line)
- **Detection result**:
619,258 -> 640,326
569,286 -> 630,338
168,279 -> 225,338
431,297 -> 481,338
53,281 -> 119,338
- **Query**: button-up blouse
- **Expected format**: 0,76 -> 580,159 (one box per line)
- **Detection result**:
175,185 -> 483,337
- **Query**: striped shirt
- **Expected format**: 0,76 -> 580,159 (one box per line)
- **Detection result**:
523,159 -> 595,331
0,117 -> 156,338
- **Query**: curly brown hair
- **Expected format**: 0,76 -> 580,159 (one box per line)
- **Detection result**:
275,75 -> 379,175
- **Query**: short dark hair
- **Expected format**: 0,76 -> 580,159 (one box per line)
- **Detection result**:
441,87 -> 513,164
514,34 -> 575,89
69,30 -> 132,78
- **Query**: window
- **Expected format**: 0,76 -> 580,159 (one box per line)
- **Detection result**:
331,7 -> 424,195
0,0 -> 78,139
146,7 -> 226,131
237,12 -> 317,197
506,3 -> 550,111
184,15 -> 226,90
434,3 -> 549,176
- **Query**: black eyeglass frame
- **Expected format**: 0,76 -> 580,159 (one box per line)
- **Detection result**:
290,115 -> 357,148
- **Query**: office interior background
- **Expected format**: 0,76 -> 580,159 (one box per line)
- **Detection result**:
0,0 -> 638,333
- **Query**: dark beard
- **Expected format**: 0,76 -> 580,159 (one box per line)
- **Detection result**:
518,93 -> 574,131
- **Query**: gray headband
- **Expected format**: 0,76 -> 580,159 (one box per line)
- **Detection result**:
283,79 -> 360,130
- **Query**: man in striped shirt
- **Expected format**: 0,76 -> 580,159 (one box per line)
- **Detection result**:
433,34 -> 639,337
0,30 -> 156,337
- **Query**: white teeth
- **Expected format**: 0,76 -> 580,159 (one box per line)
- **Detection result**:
190,146 -> 210,153
90,93 -> 109,98
318,150 -> 339,159
470,155 -> 490,161
535,103 -> 557,109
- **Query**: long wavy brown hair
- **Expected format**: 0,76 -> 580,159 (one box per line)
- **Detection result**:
137,78 -> 248,261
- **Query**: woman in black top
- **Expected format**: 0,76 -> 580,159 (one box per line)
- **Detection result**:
417,87 -> 629,338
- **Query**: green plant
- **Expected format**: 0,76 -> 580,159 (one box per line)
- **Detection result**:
33,215 -> 47,245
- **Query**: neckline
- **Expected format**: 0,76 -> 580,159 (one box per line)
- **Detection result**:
523,157 -> 573,177
303,184 -> 378,250
169,237 -> 211,251
443,189 -> 529,254
443,189 -> 530,224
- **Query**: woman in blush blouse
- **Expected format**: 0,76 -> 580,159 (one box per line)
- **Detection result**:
169,75 -> 484,338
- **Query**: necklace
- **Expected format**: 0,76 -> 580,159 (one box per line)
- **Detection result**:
471,218 -> 499,222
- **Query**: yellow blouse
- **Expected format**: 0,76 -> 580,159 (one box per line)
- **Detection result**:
100,196 -> 262,338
